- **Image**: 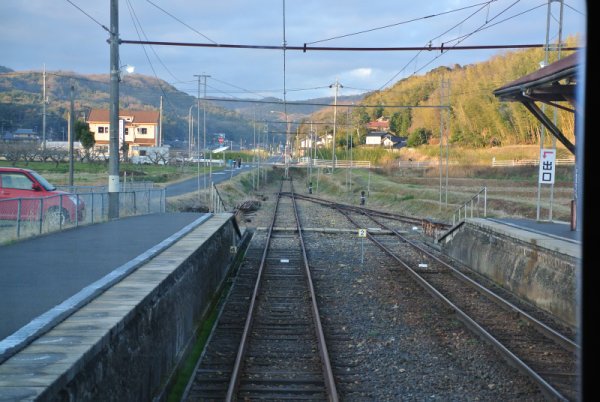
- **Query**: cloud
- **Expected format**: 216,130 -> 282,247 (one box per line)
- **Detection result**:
348,68 -> 373,79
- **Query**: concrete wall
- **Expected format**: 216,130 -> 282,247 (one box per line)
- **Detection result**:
3,214 -> 242,402
440,219 -> 578,327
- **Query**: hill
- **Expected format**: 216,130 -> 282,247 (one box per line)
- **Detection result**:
297,37 -> 579,149
0,68 -> 257,148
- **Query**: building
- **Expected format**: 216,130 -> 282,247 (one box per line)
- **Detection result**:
366,131 -> 406,149
87,109 -> 160,155
2,129 -> 39,142
365,131 -> 387,145
365,116 -> 390,132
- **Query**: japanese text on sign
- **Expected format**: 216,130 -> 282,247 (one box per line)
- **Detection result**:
538,148 -> 556,184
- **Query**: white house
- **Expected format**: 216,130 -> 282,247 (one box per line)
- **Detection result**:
366,131 -> 386,145
87,109 -> 160,156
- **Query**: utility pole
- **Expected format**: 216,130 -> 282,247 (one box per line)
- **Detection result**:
42,64 -> 47,151
194,74 -> 202,202
68,83 -> 75,186
329,79 -> 342,172
203,75 -> 211,190
194,74 -> 211,194
158,95 -> 163,146
108,0 -> 120,219
439,78 -> 450,210
536,0 -> 564,222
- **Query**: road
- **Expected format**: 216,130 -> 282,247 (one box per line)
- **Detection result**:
166,156 -> 283,198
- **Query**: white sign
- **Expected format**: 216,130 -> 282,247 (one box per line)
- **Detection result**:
358,229 -> 367,238
538,148 -> 556,184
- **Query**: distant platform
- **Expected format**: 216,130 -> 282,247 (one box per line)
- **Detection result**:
488,218 -> 580,243
467,218 -> 581,260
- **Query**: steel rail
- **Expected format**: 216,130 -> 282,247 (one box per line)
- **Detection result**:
336,206 -> 572,402
224,180 -> 284,401
225,179 -> 338,401
290,180 -> 339,402
289,193 -> 429,227
362,210 -> 579,353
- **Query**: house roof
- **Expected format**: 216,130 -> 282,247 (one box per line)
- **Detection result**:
88,109 -> 160,124
492,51 -> 579,155
366,120 -> 389,130
493,51 -> 578,104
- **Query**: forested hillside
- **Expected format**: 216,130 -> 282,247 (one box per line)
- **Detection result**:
0,70 -> 254,146
359,39 -> 578,148
1,38 -> 580,150
296,38 -> 579,149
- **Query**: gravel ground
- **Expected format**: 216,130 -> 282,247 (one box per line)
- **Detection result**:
238,178 -> 544,401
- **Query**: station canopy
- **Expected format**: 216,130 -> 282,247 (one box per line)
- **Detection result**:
493,51 -> 579,155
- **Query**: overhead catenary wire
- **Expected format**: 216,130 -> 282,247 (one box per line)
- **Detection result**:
119,39 -> 573,52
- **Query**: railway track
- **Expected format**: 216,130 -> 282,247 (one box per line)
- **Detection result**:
312,200 -> 581,401
184,178 -> 337,401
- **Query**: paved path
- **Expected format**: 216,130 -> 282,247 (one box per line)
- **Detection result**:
0,213 -> 208,343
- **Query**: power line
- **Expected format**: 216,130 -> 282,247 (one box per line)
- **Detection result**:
411,0 -> 525,77
443,3 -> 547,47
145,0 -> 217,44
124,0 -> 178,111
305,0 -> 499,45
377,0 -> 547,90
378,0 -> 495,89
64,0 -> 110,33
564,1 -> 585,15
204,97 -> 449,109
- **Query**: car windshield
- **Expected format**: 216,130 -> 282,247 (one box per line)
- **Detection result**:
30,170 -> 56,191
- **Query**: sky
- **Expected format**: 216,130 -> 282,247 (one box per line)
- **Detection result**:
0,0 -> 588,102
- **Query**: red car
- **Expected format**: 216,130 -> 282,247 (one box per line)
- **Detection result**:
0,167 -> 85,225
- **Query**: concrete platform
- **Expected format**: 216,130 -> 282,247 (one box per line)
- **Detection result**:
477,218 -> 580,259
0,212 -> 242,401
0,213 -> 211,359
439,217 -> 580,326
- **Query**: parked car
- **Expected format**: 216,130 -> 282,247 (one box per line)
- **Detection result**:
0,167 -> 85,224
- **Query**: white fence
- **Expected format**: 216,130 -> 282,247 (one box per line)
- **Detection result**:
311,159 -> 371,168
491,157 -> 575,167
398,160 -> 459,168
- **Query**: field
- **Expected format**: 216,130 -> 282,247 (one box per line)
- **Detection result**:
1,145 -> 577,224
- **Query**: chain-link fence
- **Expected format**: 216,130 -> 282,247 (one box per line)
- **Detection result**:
0,188 -> 165,244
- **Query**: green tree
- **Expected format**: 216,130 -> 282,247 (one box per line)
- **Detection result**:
390,110 -> 411,135
406,127 -> 432,147
75,119 -> 95,160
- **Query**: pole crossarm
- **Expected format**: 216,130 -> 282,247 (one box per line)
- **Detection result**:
120,39 -> 578,53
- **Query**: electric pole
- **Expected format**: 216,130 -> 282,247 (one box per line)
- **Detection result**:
42,64 -> 47,151
108,0 -> 120,219
329,79 -> 342,172
69,83 -> 75,186
158,95 -> 163,147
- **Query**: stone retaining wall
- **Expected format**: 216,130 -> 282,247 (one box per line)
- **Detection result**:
439,220 -> 578,326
